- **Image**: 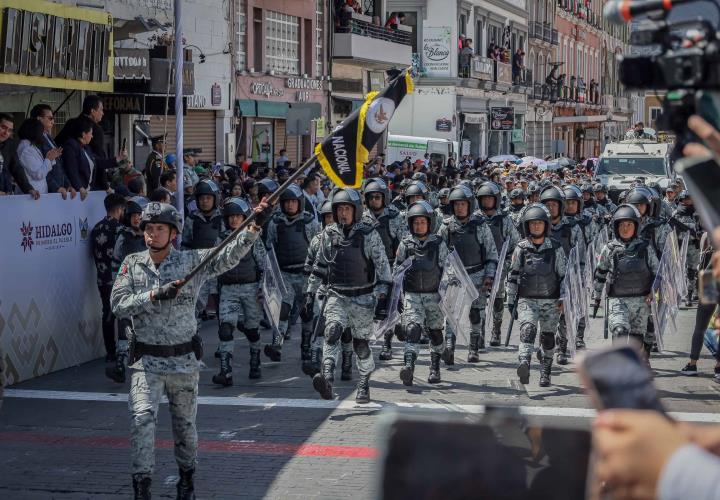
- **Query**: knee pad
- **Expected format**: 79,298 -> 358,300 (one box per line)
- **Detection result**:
243,328 -> 260,343
406,323 -> 423,343
341,327 -> 352,344
540,332 -> 556,350
395,323 -> 407,341
428,329 -> 444,346
218,322 -> 234,342
469,307 -> 481,325
612,325 -> 630,338
519,323 -> 537,343
646,317 -> 655,333
493,297 -> 504,313
578,317 -> 586,329
279,302 -> 291,321
352,338 -> 371,359
325,322 -> 343,345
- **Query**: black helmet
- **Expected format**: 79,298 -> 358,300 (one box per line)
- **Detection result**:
593,183 -> 607,193
411,172 -> 428,183
619,190 -> 629,204
363,178 -> 390,206
319,199 -> 333,226
448,185 -> 477,214
126,196 -> 149,215
580,183 -> 593,194
406,201 -> 436,236
528,182 -> 541,195
539,185 -> 565,214
438,187 -> 451,200
612,204 -> 641,238
257,178 -> 279,197
404,181 -> 429,203
676,190 -> 691,202
625,187 -> 653,216
279,183 -> 306,214
194,179 -> 220,208
476,181 -> 502,210
563,185 -> 584,213
223,197 -> 252,218
140,202 -> 183,233
510,188 -> 526,201
331,188 -> 363,224
521,203 -> 551,237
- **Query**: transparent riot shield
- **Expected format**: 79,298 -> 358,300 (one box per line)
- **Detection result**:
650,233 -> 684,351
561,247 -> 582,357
484,240 -> 510,324
439,250 -> 480,346
678,231 -> 690,299
373,257 -> 414,341
262,245 -> 288,333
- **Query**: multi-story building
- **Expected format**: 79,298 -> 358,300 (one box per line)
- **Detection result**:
388,0 -> 530,160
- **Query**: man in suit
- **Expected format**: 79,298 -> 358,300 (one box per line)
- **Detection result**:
145,135 -> 167,192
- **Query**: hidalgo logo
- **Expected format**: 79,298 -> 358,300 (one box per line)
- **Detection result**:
79,218 -> 89,240
20,221 -> 34,252
365,97 -> 395,134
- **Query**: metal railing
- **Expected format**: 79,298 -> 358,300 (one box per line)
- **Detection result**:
551,29 -> 559,45
335,17 -> 412,46
531,21 -> 543,40
543,23 -> 552,42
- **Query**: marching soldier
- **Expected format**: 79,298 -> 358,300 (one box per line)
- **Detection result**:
214,198 -> 267,384
592,183 -> 616,221
438,185 -> 498,363
668,191 -> 702,305
111,200 -> 271,500
144,135 -> 166,192
508,188 -> 527,228
507,204 -> 567,387
306,188 -> 391,404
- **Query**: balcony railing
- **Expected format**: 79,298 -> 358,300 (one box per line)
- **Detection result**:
466,56 -> 516,86
335,17 -> 412,46
551,29 -> 559,45
530,21 -> 543,40
530,77 -> 600,104
543,24 -> 552,42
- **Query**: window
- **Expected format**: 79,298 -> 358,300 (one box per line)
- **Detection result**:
649,107 -> 662,127
237,0 -> 246,70
316,0 -> 324,76
265,10 -> 300,75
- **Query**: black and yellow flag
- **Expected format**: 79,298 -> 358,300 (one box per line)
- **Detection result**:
315,69 -> 414,188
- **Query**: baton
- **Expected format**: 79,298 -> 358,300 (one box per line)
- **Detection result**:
179,156 -> 320,287
603,294 -> 609,340
504,296 -> 519,347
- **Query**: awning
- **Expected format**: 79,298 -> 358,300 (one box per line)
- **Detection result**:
257,101 -> 289,118
236,99 -> 256,117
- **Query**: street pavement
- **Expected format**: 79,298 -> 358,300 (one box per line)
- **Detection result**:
1,305 -> 719,499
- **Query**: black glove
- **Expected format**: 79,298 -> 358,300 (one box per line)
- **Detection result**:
253,205 -> 274,227
153,281 -> 183,301
300,293 -> 314,322
374,296 -> 389,321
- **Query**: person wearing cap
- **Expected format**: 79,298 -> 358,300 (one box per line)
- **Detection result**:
111,200 -> 271,499
144,135 -> 166,192
662,182 -> 680,219
183,148 -> 201,186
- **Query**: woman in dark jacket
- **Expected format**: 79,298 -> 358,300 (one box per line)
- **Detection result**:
62,117 -> 110,198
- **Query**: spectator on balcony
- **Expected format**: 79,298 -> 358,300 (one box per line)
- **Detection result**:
0,113 -> 40,198
459,38 -> 473,78
30,104 -> 76,199
385,11 -> 405,30
16,118 -> 62,195
512,48 -> 525,84
62,117 -> 111,198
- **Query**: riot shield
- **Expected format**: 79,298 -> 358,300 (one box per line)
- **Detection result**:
374,257 -> 414,341
439,250 -> 480,346
678,231 -> 690,299
561,247 -> 582,357
484,240 -> 510,325
262,245 -> 288,333
650,233 -> 684,351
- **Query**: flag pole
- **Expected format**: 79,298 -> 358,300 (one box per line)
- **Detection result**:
174,0 -> 185,221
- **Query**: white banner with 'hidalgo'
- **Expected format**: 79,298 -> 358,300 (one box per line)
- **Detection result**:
0,192 -> 106,385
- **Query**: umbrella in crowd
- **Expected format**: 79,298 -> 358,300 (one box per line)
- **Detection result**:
488,154 -> 519,163
518,156 -> 547,168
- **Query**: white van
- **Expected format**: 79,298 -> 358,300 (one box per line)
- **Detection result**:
596,139 -> 673,201
386,135 -> 457,167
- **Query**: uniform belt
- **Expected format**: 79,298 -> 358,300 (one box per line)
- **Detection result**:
135,341 -> 194,358
465,264 -> 485,274
332,285 -> 374,297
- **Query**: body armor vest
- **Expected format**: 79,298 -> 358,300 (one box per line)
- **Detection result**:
551,221 -> 573,257
609,243 -> 654,297
486,214 -> 505,252
448,218 -> 486,273
328,229 -> 375,293
517,241 -> 561,299
403,237 -> 442,293
374,210 -> 399,262
188,212 -> 222,249
219,244 -> 259,285
275,217 -> 310,272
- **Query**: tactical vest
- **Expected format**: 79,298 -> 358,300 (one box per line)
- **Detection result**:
609,243 -> 654,297
403,238 -> 442,293
517,241 -> 561,299
639,220 -> 661,257
486,214 -> 505,253
275,217 -> 310,273
551,221 -> 573,257
219,245 -> 259,285
328,229 -> 375,295
121,230 -> 146,258
375,210 -> 399,263
441,204 -> 453,216
448,218 -> 486,273
188,213 -> 222,249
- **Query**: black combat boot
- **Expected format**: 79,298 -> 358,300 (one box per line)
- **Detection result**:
490,320 -> 502,347
303,344 -> 322,377
555,335 -> 569,365
264,331 -> 282,362
539,354 -> 553,387
378,332 -> 393,360
300,329 -> 312,361
399,351 -> 416,386
132,474 -> 152,500
105,352 -> 127,383
341,350 -> 353,381
176,467 -> 195,500
575,332 -> 586,350
212,352 -> 233,386
428,352 -> 442,384
313,358 -> 335,400
248,348 -> 261,379
355,373 -> 371,404
442,335 -> 455,366
467,333 -> 481,362
517,356 -> 531,385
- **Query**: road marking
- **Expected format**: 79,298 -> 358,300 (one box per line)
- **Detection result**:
6,388 -> 720,422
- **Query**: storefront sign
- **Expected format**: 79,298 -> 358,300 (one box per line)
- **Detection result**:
422,25 -> 452,77
471,56 -> 493,81
211,82 -> 222,106
250,81 -> 284,98
464,113 -> 486,125
585,128 -> 600,140
100,93 -> 184,115
490,107 -> 514,130
0,1 -> 113,91
315,116 -> 326,139
436,118 -> 452,132
286,76 -> 323,90
148,58 -> 194,95
186,94 -> 207,108
114,48 -> 149,80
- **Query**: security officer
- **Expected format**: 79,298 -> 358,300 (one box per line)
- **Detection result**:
540,185 -> 586,363
214,198 -> 267,384
396,201 -> 450,385
361,178 -> 406,361
111,200 -> 270,500
581,183 -> 608,226
625,186 -> 670,259
508,188 -> 527,228
593,183 -> 616,220
527,181 -> 542,204
668,191 -> 702,305
592,204 -> 659,349
439,185 -> 498,363
106,196 -> 149,383
437,187 -> 452,218
477,181 -> 520,346
306,188 -> 391,404
144,135 -> 166,192
264,184 -> 321,362
507,204 -> 567,387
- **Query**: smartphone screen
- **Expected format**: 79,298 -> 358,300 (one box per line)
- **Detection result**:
581,346 -> 665,413
674,155 -> 720,231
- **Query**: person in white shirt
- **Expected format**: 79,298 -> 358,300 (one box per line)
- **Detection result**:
16,118 -> 61,194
